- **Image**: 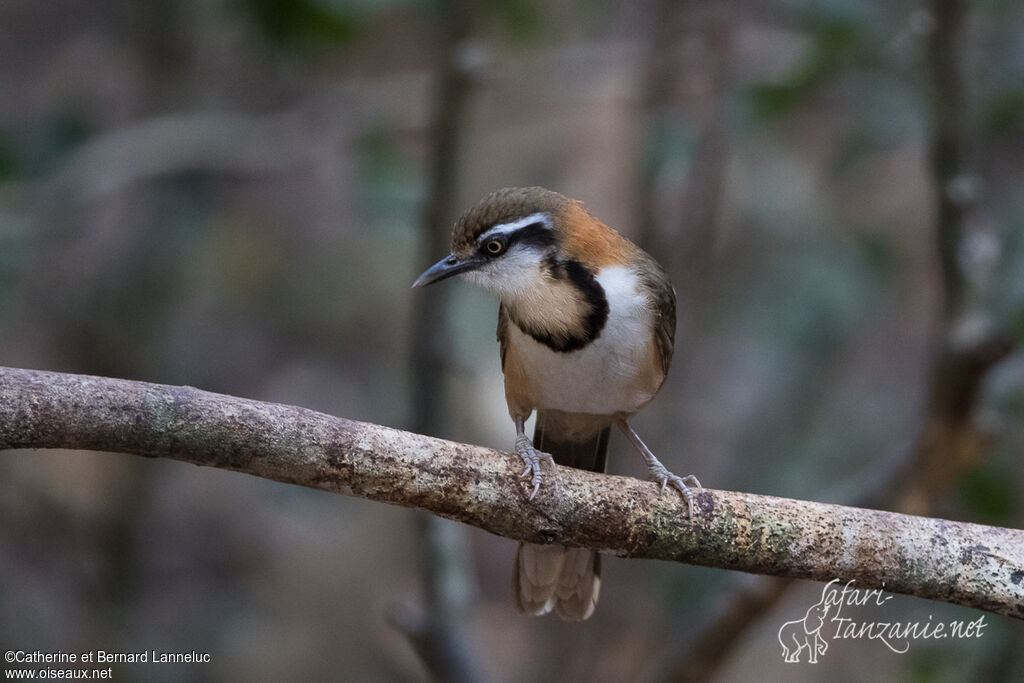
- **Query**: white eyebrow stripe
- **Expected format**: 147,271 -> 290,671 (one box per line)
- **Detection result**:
478,212 -> 552,242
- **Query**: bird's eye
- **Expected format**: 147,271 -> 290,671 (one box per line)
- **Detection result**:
485,239 -> 506,255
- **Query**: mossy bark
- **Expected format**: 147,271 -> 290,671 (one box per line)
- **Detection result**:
1,366 -> 1022,619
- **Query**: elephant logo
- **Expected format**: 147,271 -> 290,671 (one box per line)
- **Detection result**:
778,588 -> 831,663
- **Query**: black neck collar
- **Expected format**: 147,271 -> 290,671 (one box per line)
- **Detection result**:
507,258 -> 609,353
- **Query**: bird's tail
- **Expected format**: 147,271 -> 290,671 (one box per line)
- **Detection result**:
514,411 -> 609,621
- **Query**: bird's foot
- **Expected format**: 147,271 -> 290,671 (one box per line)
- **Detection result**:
515,434 -> 556,500
647,463 -> 702,517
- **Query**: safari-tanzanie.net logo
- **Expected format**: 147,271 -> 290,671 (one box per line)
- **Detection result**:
777,579 -> 987,663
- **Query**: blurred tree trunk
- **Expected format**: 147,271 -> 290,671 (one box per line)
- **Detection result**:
655,1 -> 1016,681
898,0 -> 1014,514
633,0 -> 734,312
402,2 -> 490,682
632,0 -> 681,254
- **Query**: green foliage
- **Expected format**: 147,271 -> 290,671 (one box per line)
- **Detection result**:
644,117 -> 694,176
761,235 -> 890,351
907,640 -> 963,683
25,112 -> 91,175
0,133 -> 16,182
356,129 -> 420,227
991,223 -> 1024,343
959,463 -> 1018,528
235,0 -> 361,49
984,88 -> 1024,133
357,130 -> 407,190
856,233 -> 899,280
747,16 -> 868,118
1014,308 -> 1024,343
486,0 -> 543,38
0,226 -> 23,320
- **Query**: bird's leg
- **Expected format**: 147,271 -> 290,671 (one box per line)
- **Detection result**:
514,416 -> 556,500
616,419 -> 701,517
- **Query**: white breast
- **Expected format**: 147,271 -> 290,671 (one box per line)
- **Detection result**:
506,265 -> 660,415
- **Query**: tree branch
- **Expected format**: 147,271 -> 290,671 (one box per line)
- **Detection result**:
1,367 -> 1022,620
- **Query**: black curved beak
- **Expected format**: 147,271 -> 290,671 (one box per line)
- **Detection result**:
412,253 -> 480,288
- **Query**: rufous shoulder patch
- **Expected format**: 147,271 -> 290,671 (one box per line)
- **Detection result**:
559,201 -> 634,269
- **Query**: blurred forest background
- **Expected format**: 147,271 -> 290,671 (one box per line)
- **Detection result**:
1,0 -> 1023,681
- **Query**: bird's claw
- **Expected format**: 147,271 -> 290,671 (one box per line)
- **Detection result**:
648,465 -> 702,517
515,435 -> 555,500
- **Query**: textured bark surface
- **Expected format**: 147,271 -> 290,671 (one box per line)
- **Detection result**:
1,366 -> 1022,619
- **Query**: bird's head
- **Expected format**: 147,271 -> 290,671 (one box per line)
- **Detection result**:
412,186 -> 629,299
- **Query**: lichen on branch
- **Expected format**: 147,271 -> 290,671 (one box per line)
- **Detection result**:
1,366 -> 1022,619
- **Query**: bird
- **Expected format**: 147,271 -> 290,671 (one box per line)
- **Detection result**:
412,186 -> 699,621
